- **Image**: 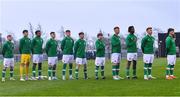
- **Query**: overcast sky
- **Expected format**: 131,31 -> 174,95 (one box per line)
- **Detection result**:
0,0 -> 180,39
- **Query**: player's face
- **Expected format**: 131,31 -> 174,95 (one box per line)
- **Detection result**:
170,31 -> 175,37
51,33 -> 56,38
7,36 -> 12,41
23,32 -> 28,37
79,34 -> 84,39
98,35 -> 103,40
37,32 -> 41,37
66,32 -> 71,36
114,28 -> 120,35
130,27 -> 135,34
147,29 -> 152,35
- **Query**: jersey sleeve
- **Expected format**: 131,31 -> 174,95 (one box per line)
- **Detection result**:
141,37 -> 146,53
19,39 -> 23,54
166,37 -> 171,54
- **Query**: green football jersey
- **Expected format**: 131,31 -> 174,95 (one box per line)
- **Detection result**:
19,36 -> 31,54
95,39 -> 105,57
126,33 -> 137,53
2,41 -> 14,58
61,36 -> 74,55
166,35 -> 176,55
141,35 -> 155,54
111,34 -> 121,53
74,39 -> 86,58
46,38 -> 58,57
32,36 -> 43,54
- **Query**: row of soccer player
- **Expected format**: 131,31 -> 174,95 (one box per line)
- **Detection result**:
1,26 -> 176,82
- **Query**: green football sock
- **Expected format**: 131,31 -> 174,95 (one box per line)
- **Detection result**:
69,63 -> 73,76
84,64 -> 88,79
144,63 -> 148,76
32,63 -> 36,77
166,65 -> 170,76
2,68 -> 6,78
95,66 -> 99,78
112,65 -> 116,76
48,66 -> 52,77
116,64 -> 120,76
62,64 -> 67,76
101,66 -> 105,77
148,63 -> 152,76
52,65 -> 56,77
126,61 -> 131,77
75,69 -> 79,79
38,63 -> 42,77
10,67 -> 14,78
170,65 -> 174,75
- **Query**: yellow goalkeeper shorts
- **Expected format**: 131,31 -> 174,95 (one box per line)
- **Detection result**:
21,54 -> 31,64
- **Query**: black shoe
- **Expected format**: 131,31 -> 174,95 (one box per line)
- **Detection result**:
132,76 -> 138,79
126,76 -> 130,79
102,76 -> 106,79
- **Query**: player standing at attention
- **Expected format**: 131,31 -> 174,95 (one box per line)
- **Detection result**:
141,27 -> 156,80
165,28 -> 177,80
111,26 -> 123,80
2,35 -> 15,82
46,32 -> 58,80
61,30 -> 74,80
31,30 -> 44,80
125,26 -> 138,79
95,32 -> 106,80
19,30 -> 32,81
74,32 -> 88,80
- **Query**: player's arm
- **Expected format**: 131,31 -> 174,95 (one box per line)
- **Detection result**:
19,39 -> 23,54
166,38 -> 171,54
45,40 -> 50,55
2,43 -> 6,57
31,38 -> 35,54
61,38 -> 65,51
141,37 -> 146,53
74,41 -> 79,56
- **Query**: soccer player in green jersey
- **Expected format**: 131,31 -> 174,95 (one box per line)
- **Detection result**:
125,26 -> 138,79
141,27 -> 156,80
2,35 -> 15,82
165,28 -> 177,80
111,26 -> 123,80
61,30 -> 74,80
95,32 -> 106,80
31,30 -> 44,80
74,32 -> 88,80
46,32 -> 58,80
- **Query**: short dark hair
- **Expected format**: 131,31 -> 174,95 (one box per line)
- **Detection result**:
23,30 -> 28,33
114,26 -> 120,30
97,33 -> 103,37
65,30 -> 71,33
168,28 -> 174,34
146,27 -> 152,31
128,26 -> 134,32
35,30 -> 41,35
7,35 -> 12,38
79,32 -> 84,35
50,32 -> 55,35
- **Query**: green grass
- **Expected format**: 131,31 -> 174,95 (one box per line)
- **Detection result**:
0,58 -> 180,96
